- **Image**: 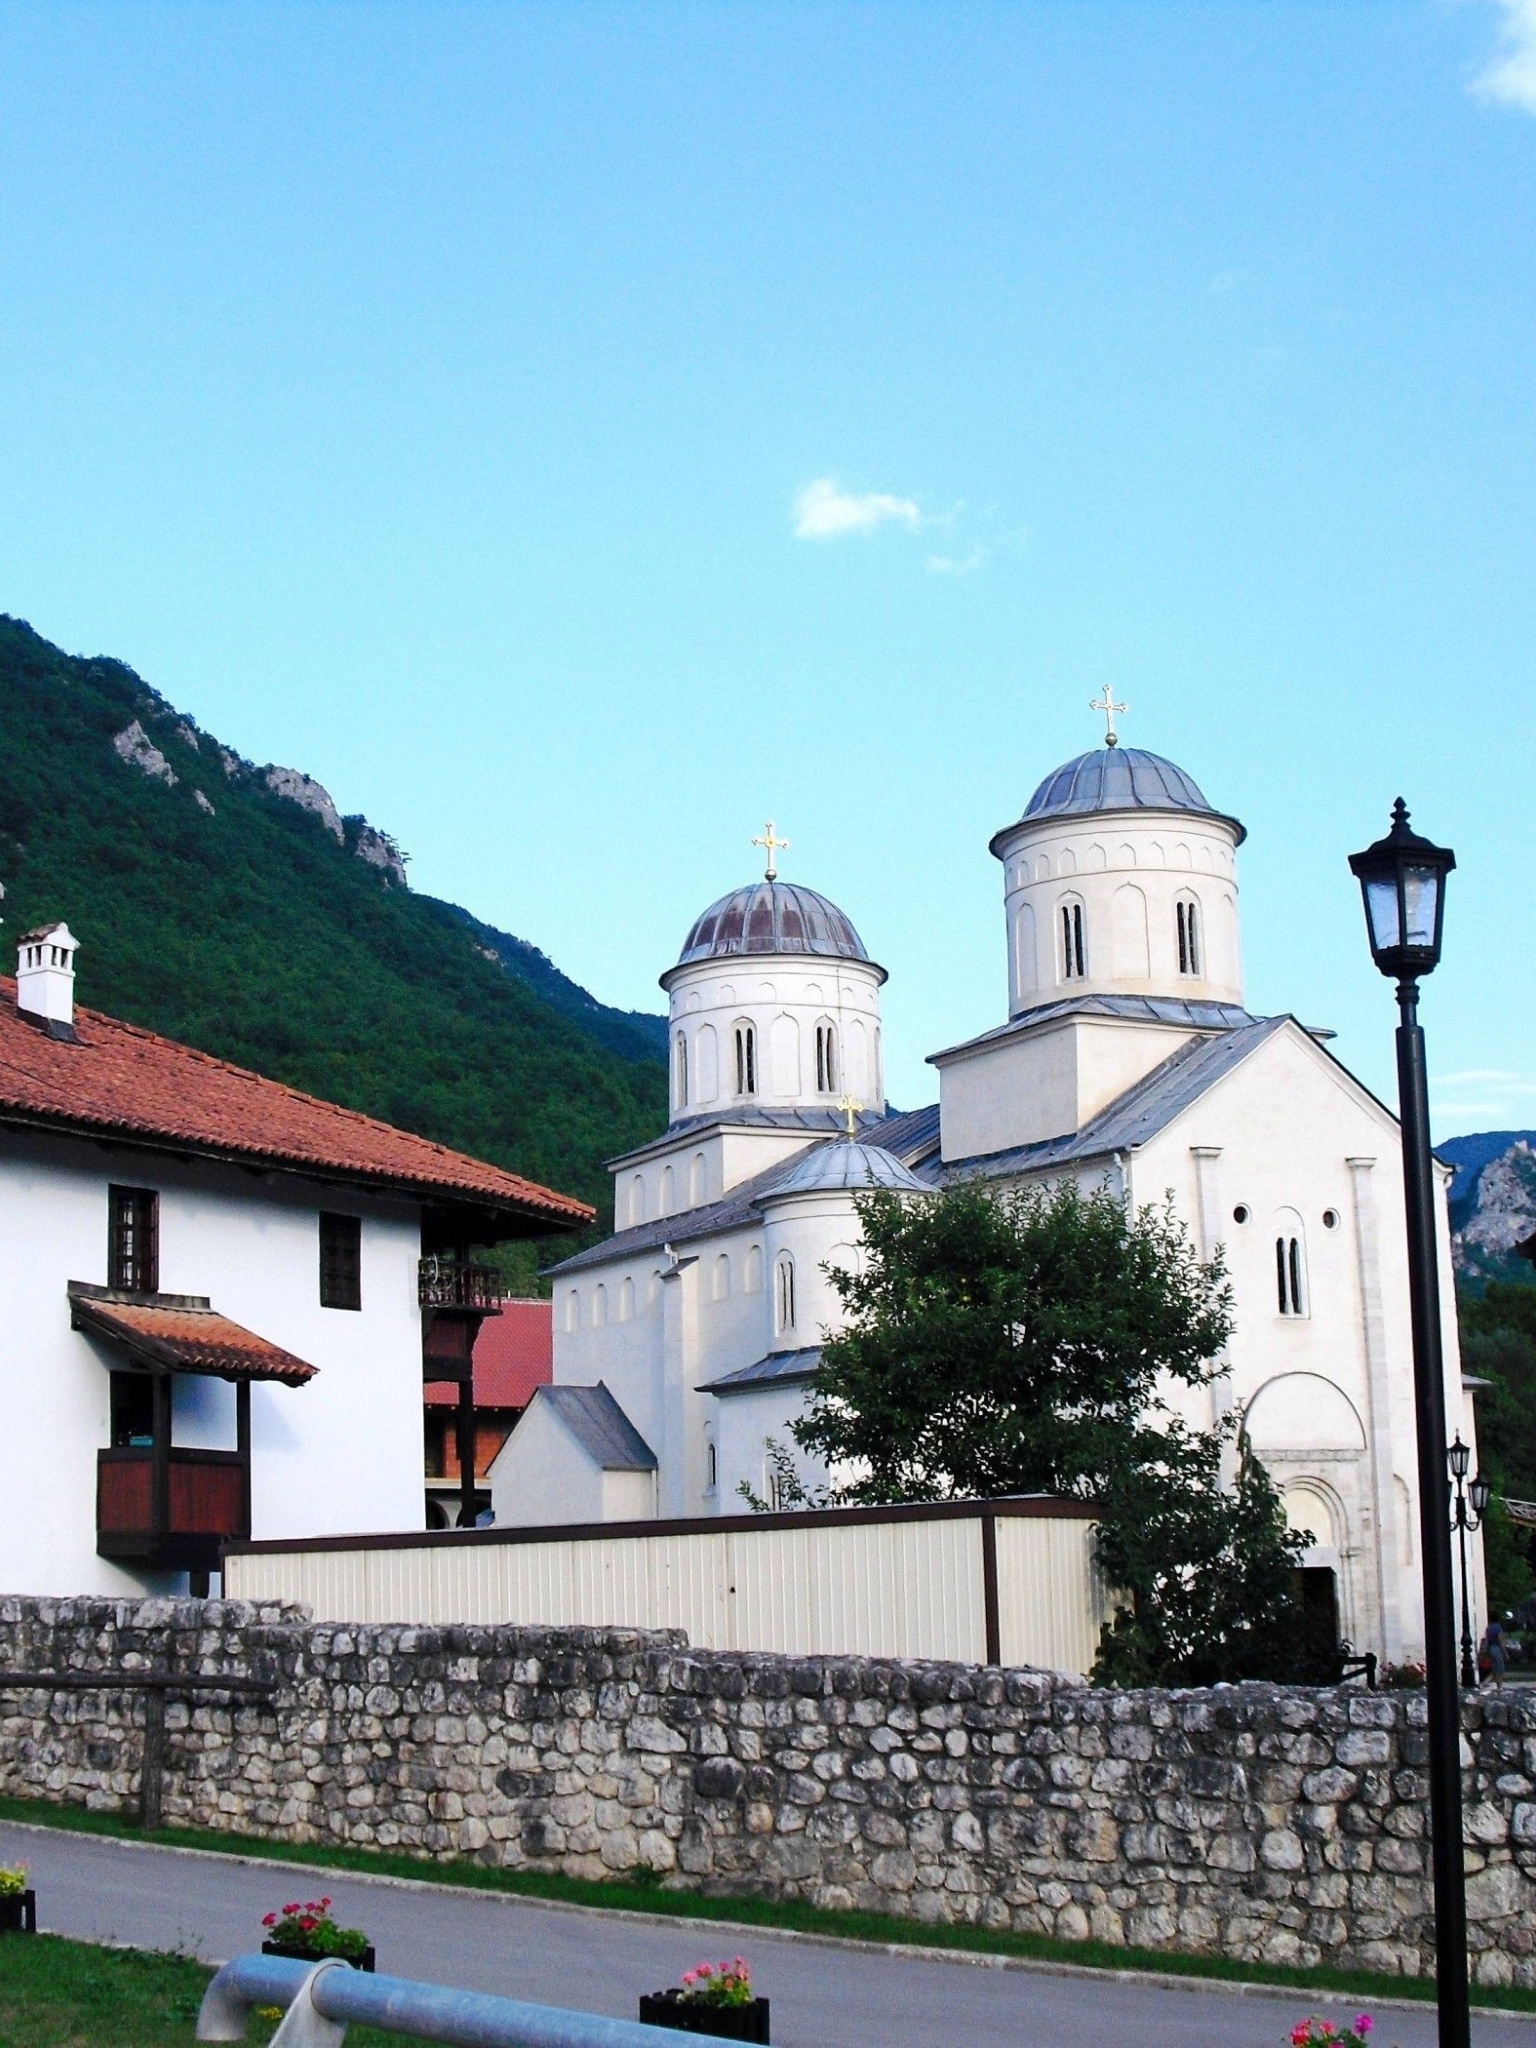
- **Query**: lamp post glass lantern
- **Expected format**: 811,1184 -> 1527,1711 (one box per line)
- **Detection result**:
1448,1435 -> 1490,1691
1349,799 -> 1467,2048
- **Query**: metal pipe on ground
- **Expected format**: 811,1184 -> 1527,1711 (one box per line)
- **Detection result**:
197,1953 -> 744,2048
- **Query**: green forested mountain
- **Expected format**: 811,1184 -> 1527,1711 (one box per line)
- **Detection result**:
0,615 -> 666,1250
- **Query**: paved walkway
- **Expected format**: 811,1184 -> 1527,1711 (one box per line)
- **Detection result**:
1,1820 -> 1528,2048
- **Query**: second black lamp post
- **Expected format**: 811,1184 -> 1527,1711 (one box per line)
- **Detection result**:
1447,1434 -> 1492,1690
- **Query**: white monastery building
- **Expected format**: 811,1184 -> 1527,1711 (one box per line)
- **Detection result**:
492,733 -> 1475,1666
0,922 -> 590,1597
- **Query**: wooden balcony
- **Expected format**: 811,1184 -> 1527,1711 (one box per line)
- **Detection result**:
418,1257 -> 505,1313
97,1445 -> 249,1574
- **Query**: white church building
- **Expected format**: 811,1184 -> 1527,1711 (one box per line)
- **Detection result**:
491,734 -> 1475,1666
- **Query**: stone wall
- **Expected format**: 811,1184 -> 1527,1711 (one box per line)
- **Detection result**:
4,1596 -> 1536,1987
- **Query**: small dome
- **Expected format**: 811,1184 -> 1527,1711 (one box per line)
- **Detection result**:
764,1140 -> 929,1199
993,746 -> 1245,848
675,881 -> 873,968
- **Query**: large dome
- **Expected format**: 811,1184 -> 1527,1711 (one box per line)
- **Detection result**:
675,881 -> 873,968
993,746 -> 1245,848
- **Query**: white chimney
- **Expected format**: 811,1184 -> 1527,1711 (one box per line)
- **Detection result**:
16,922 -> 79,1034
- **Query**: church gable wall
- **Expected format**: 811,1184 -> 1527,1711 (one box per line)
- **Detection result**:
1128,1025 -> 1463,1664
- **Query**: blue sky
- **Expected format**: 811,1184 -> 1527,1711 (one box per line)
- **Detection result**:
2,2 -> 1534,1134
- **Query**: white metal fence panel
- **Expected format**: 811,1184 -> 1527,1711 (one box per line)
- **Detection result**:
995,1513 -> 1113,1676
227,1503 -> 1107,1675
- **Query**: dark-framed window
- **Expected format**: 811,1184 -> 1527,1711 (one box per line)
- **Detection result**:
109,1371 -> 156,1447
319,1213 -> 362,1310
108,1185 -> 159,1293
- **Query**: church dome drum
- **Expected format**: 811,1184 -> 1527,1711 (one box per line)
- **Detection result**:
675,881 -> 875,968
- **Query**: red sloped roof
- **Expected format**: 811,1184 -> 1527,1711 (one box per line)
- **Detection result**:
424,1297 -> 553,1410
69,1286 -> 317,1385
0,982 -> 592,1228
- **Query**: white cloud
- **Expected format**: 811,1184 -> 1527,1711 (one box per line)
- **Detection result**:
793,477 -> 922,541
1472,0 -> 1536,114
926,525 -> 1029,578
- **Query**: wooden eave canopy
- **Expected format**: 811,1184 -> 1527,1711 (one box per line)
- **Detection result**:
68,1283 -> 318,1386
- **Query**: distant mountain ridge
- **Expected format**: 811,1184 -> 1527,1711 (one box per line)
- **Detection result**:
0,614 -> 666,1232
1440,1131 -> 1536,1288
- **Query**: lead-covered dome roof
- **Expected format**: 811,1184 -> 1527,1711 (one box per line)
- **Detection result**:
675,881 -> 874,968
764,1139 -> 929,1199
991,746 -> 1245,849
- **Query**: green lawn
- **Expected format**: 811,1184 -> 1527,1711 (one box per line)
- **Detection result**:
0,1933 -> 438,2048
2,1791 -> 1532,2020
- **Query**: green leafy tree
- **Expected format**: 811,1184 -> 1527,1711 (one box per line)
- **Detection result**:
1456,1281 -> 1536,1614
793,1178 -> 1309,1684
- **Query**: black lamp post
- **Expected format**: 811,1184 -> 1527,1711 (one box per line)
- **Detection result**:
1448,1435 -> 1492,1690
1349,798 -> 1464,2048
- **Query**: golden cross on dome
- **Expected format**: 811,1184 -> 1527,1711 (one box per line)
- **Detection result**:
835,1093 -> 863,1140
1089,685 -> 1128,748
751,820 -> 790,881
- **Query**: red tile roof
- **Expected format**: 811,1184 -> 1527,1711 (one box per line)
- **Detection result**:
0,981 -> 593,1229
424,1297 -> 553,1410
69,1285 -> 318,1385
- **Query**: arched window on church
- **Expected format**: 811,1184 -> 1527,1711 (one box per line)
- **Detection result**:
815,1020 -> 838,1094
690,1152 -> 706,1206
618,1276 -> 635,1322
1176,896 -> 1203,978
1275,1211 -> 1308,1317
713,1252 -> 730,1300
593,1284 -> 608,1328
630,1175 -> 645,1226
674,1031 -> 688,1108
775,1253 -> 796,1336
744,1244 -> 764,1294
734,1021 -> 757,1097
661,1164 -> 675,1215
706,1440 -> 718,1494
564,1289 -> 579,1333
1059,898 -> 1087,981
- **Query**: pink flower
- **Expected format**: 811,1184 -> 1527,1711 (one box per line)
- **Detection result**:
262,1914 -> 277,1928
1354,2022 -> 1373,2039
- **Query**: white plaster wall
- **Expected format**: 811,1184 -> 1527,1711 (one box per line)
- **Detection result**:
611,1126 -> 825,1220
554,1260 -> 668,1456
715,1381 -> 827,1508
993,813 -> 1243,1014
661,957 -> 886,1122
760,1193 -> 862,1357
488,1398 -> 607,1527
937,1016 -> 1199,1161
1117,1024 -> 1461,1664
0,1129 -> 426,1597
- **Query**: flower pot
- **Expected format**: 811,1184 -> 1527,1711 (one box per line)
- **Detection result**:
262,1940 -> 375,1973
639,1992 -> 770,2042
0,1891 -> 37,1935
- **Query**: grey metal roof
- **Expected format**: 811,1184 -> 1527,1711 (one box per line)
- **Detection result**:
859,1101 -> 941,1160
763,1139 -> 929,1199
552,1130 -> 925,1280
699,1346 -> 824,1395
943,1015 -> 1289,1179
548,1148 -> 818,1278
606,1103 -> 884,1171
990,746 -> 1245,851
529,1383 -> 656,1470
672,881 -> 881,973
930,994 -> 1260,1067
